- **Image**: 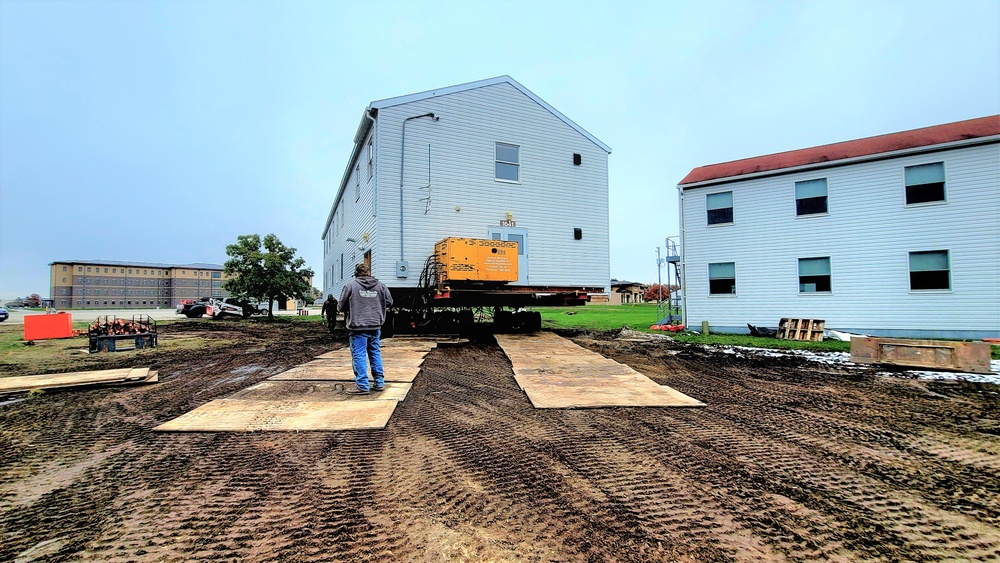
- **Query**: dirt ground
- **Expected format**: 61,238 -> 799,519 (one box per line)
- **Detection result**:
1,321 -> 998,562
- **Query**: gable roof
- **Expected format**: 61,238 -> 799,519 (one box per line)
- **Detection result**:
369,75 -> 611,153
324,76 -> 611,236
679,115 -> 1000,187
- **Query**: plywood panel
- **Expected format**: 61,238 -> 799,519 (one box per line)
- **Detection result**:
230,381 -> 411,402
497,333 -> 704,409
518,378 -> 705,409
0,367 -> 155,393
270,364 -> 422,383
153,399 -> 397,432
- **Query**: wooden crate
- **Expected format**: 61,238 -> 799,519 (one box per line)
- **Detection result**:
850,337 -> 991,374
777,318 -> 825,341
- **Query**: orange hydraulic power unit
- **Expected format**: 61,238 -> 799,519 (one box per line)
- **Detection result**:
434,237 -> 518,283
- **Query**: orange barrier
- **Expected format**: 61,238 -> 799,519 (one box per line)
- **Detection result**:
24,313 -> 74,341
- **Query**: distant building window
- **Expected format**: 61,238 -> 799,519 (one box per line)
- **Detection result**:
62,266 -> 67,272
706,191 -> 734,225
62,278 -> 66,283
129,269 -> 132,274
212,281 -> 221,288
87,267 -> 92,273
212,271 -> 221,278
112,268 -> 116,273
495,142 -> 520,182
795,178 -> 828,216
77,267 -> 82,272
905,162 -> 945,205
708,262 -> 736,295
798,257 -> 832,293
144,270 -> 148,275
909,250 -> 950,290
104,268 -> 108,273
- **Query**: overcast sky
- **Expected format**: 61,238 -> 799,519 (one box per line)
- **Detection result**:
1,0 -> 997,299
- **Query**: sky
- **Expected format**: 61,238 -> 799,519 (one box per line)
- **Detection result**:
1,0 -> 997,299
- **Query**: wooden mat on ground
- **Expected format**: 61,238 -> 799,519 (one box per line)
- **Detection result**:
155,338 -> 443,432
496,333 -> 704,409
270,340 -> 436,383
153,399 -> 398,431
0,367 -> 158,393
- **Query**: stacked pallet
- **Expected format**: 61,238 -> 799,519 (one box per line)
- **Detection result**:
778,318 -> 825,341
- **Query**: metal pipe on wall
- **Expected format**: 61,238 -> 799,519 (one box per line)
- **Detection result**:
398,112 -> 439,270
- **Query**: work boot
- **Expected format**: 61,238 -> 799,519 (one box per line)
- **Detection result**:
346,388 -> 369,395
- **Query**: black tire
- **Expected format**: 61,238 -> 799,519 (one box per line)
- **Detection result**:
494,310 -> 513,333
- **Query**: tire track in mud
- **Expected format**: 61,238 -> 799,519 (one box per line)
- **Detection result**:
2,325 -> 999,562
578,336 -> 1000,561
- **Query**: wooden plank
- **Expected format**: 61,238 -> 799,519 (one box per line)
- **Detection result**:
0,367 -> 155,393
269,363 -> 422,383
153,399 -> 398,432
230,381 -> 412,402
851,337 -> 991,374
497,333 -> 705,409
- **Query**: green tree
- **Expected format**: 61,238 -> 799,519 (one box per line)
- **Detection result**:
223,233 -> 315,320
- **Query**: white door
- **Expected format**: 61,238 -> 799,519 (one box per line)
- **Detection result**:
488,227 -> 528,285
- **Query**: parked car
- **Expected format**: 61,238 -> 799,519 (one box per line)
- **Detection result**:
0,307 -> 8,322
177,299 -> 209,318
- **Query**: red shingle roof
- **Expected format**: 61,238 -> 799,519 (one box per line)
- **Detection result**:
679,115 -> 1000,186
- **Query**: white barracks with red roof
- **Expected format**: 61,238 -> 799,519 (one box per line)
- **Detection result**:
677,115 -> 1000,339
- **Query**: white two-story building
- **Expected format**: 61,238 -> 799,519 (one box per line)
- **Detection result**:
321,76 -> 611,306
678,115 -> 999,339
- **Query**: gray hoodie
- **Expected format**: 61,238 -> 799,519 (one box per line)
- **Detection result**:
337,276 -> 393,331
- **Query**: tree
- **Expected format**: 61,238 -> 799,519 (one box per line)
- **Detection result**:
644,284 -> 680,303
223,233 -> 315,320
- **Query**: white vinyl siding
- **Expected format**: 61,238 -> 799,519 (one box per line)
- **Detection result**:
680,142 -> 1000,337
363,81 -> 610,294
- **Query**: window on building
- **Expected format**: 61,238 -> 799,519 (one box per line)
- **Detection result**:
104,268 -> 108,273
909,250 -> 950,290
706,191 -> 734,225
356,164 -> 361,201
798,257 -> 832,293
212,271 -> 221,278
87,267 -> 92,272
495,142 -> 520,182
708,262 -> 736,295
62,278 -> 66,283
77,267 -> 82,272
129,269 -> 132,274
905,162 -> 945,205
340,254 -> 344,280
112,268 -> 116,273
795,178 -> 828,216
212,281 -> 221,288
62,266 -> 67,271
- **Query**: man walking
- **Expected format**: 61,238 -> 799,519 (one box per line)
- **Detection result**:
320,294 -> 338,333
338,263 -> 393,395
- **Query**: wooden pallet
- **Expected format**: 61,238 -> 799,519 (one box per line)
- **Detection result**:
778,318 -> 825,341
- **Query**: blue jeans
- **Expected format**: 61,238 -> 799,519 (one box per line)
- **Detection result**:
349,330 -> 384,391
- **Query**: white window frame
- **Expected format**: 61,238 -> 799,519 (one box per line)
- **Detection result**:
904,161 -> 947,207
707,262 -> 737,296
794,178 -> 829,217
908,249 -> 951,292
367,136 -> 374,182
706,191 -> 734,226
355,164 -> 361,201
495,141 -> 520,183
797,257 -> 832,294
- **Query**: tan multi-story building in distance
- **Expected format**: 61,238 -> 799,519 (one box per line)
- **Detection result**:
49,261 -> 231,309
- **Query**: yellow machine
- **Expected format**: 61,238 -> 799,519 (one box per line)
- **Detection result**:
434,237 -> 518,283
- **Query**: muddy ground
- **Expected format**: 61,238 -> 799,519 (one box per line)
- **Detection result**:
1,320 -> 998,562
